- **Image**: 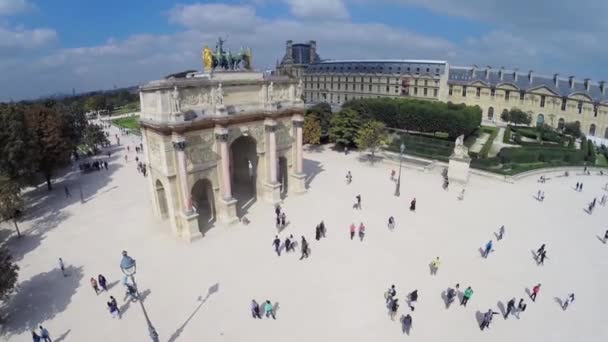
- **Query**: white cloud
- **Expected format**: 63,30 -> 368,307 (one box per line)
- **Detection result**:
0,26 -> 57,52
168,3 -> 258,31
0,0 -> 32,16
286,0 -> 349,20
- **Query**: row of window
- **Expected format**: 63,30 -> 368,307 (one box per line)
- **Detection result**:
448,85 -> 598,115
309,65 -> 442,75
305,76 -> 439,84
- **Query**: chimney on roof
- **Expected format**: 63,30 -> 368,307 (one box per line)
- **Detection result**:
499,67 -> 504,81
584,78 -> 591,92
553,73 -> 559,87
600,81 -> 606,95
485,66 -> 491,79
472,64 -> 478,78
569,76 -> 575,89
309,40 -> 317,64
528,70 -> 533,84
514,68 -> 518,82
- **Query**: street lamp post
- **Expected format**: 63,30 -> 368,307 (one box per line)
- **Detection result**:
120,251 -> 159,342
395,142 -> 405,197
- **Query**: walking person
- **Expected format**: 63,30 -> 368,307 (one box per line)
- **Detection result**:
538,250 -> 547,265
90,277 -> 100,295
530,283 -> 541,302
264,300 -> 276,319
562,293 -> 575,310
350,223 -> 356,240
385,284 -> 397,304
355,194 -> 361,209
580,182 -> 584,192
461,286 -> 473,306
346,171 -> 352,184
389,298 -> 399,321
407,290 -> 418,311
108,298 -> 120,319
272,236 -> 281,256
401,314 -> 412,335
32,330 -> 41,342
300,236 -> 309,260
484,240 -> 493,258
446,284 -> 459,308
536,244 -> 546,257
39,326 -> 51,342
275,204 -> 281,218
98,274 -> 108,292
285,236 -> 292,253
315,224 -> 321,241
409,197 -> 416,211
358,222 -> 365,241
481,309 -> 499,330
58,257 -> 66,277
388,216 -> 395,230
280,212 -> 286,228
251,299 -> 262,319
319,220 -> 326,238
517,298 -> 527,315
505,298 -> 516,319
604,229 -> 608,243
64,185 -> 71,198
497,225 -> 505,241
430,257 -> 440,275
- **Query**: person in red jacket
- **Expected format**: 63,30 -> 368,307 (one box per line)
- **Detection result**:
530,283 -> 541,302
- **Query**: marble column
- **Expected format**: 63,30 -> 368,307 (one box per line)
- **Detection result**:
291,114 -> 307,194
172,137 -> 202,242
214,126 -> 238,224
264,119 -> 281,204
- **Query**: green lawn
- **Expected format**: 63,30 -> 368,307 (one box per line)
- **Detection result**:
112,116 -> 140,133
110,102 -> 140,116
596,154 -> 608,167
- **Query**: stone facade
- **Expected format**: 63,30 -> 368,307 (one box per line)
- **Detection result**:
140,71 -> 306,241
303,60 -> 608,138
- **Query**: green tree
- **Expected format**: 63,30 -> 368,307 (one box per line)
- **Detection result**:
355,120 -> 388,160
85,95 -> 107,112
505,108 -> 532,125
0,105 -> 37,182
83,123 -> 109,149
329,109 -> 362,148
305,103 -> 332,139
0,179 -> 24,237
24,105 -> 73,190
303,115 -> 322,145
563,121 -> 582,138
0,247 -> 19,301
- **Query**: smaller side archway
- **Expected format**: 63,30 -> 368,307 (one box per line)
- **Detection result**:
191,178 -> 216,235
604,127 -> 608,139
589,123 -> 596,136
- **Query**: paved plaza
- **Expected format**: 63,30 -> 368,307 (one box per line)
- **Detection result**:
2,125 -> 608,342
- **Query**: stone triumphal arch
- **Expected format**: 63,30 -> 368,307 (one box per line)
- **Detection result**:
139,68 -> 306,241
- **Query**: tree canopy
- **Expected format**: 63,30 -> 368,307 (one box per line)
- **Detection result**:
342,98 -> 481,138
355,120 -> 388,159
501,108 -> 532,125
0,179 -> 24,237
0,247 -> 19,301
329,109 -> 362,147
305,103 -> 332,140
303,115 -> 322,145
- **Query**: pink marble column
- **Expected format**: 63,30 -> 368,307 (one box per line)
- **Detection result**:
293,119 -> 304,174
216,132 -> 233,199
266,123 -> 278,183
173,139 -> 193,212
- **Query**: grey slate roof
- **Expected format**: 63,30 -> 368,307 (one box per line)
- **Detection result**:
280,43 -> 320,66
449,67 -> 608,103
306,60 -> 447,77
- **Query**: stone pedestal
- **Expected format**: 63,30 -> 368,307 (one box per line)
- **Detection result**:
180,211 -> 203,242
217,197 -> 238,224
289,173 -> 307,194
264,182 -> 282,204
448,155 -> 471,184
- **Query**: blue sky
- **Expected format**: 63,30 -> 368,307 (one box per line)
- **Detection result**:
0,0 -> 605,100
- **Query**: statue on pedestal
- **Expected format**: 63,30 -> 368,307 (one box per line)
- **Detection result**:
268,82 -> 274,103
215,83 -> 224,105
171,86 -> 181,113
295,79 -> 303,100
452,134 -> 469,159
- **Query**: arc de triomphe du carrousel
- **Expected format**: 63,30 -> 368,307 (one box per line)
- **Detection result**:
139,39 -> 306,242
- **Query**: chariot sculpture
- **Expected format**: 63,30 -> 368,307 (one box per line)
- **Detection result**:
203,37 -> 253,72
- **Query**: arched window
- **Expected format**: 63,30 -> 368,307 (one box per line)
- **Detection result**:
536,113 -> 545,127
557,118 -> 565,130
589,124 -> 596,136
487,107 -> 494,120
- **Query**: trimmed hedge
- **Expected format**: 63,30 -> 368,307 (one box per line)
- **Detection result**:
343,98 -> 482,138
503,126 -> 512,143
498,147 -> 585,164
479,127 -> 498,158
388,132 -> 453,162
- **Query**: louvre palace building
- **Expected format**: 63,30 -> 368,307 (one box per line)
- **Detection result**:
276,42 -> 608,139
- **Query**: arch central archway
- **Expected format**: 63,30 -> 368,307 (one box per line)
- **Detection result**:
155,180 -> 169,220
191,179 -> 215,235
230,135 -> 258,217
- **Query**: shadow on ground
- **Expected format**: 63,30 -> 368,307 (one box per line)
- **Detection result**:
0,265 -> 83,338
167,283 -> 219,342
303,159 -> 324,189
